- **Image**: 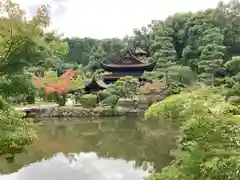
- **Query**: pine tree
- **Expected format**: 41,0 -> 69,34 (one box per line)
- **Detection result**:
198,27 -> 226,84
149,23 -> 177,73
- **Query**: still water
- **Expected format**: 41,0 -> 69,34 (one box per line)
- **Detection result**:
0,115 -> 177,180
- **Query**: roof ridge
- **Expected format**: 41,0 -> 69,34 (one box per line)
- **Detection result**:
114,50 -> 143,64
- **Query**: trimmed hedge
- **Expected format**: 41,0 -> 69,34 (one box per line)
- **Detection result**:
79,94 -> 98,108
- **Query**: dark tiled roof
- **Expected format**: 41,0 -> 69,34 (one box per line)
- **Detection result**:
103,48 -> 148,64
100,61 -> 156,71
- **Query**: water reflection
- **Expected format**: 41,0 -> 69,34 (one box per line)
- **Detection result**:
0,152 -> 152,180
0,116 -> 177,179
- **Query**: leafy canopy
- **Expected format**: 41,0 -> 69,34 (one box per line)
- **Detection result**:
145,89 -> 240,180
101,76 -> 140,107
0,0 -> 64,158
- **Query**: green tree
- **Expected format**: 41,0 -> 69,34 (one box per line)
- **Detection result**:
167,65 -> 196,94
41,31 -> 69,70
65,37 -> 98,65
0,97 -> 36,160
149,22 -> 177,72
224,56 -> 240,105
0,0 -> 54,158
198,27 -> 226,84
0,1 -> 51,74
146,89 -> 240,180
215,0 -> 240,58
181,10 -> 213,72
65,37 -> 125,69
132,26 -> 151,52
101,76 -> 140,108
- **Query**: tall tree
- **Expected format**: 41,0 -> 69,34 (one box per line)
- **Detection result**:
198,27 -> 226,84
0,0 -> 61,158
224,56 -> 240,105
149,21 -> 177,72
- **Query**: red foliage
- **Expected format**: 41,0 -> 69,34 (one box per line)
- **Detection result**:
33,69 -> 77,95
33,79 -> 43,87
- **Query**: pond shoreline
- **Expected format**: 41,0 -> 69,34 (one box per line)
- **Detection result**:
16,105 -> 143,118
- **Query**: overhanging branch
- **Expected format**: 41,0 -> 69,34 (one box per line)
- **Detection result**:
1,29 -> 13,62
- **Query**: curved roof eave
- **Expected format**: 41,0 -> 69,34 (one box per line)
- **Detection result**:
84,77 -> 107,89
100,61 -> 156,71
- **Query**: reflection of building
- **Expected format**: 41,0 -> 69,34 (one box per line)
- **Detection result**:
100,48 -> 156,84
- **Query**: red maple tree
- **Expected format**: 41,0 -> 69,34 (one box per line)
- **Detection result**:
33,69 -> 78,105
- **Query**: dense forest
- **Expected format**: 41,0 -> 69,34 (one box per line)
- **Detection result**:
57,0 -> 240,100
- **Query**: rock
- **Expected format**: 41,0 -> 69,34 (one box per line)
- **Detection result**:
20,105 -> 141,118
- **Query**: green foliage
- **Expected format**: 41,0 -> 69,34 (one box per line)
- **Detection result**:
145,89 -> 240,180
224,56 -> 240,106
167,65 -> 196,85
98,90 -> 112,100
101,94 -> 119,108
79,94 -> 98,108
225,56 -> 240,73
142,71 -> 163,82
42,70 -> 58,84
65,38 -> 98,65
198,28 -> 226,84
68,73 -> 85,93
0,97 -> 36,158
100,76 -> 140,108
59,0 -> 240,95
0,1 -> 51,74
143,65 -> 196,95
0,73 -> 36,98
0,0 -> 61,158
142,1 -> 240,91
54,93 -> 67,106
25,91 -> 36,104
149,23 -> 177,71
167,65 -> 196,94
114,76 -> 140,99
65,37 -> 125,71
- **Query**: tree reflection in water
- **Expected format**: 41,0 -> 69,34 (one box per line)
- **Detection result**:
0,115 -> 177,177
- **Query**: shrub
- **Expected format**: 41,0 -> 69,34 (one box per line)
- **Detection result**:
44,92 -> 55,102
101,95 -> 118,108
37,87 -> 45,100
0,97 -> 36,159
26,91 -> 35,104
138,86 -> 151,95
79,94 -> 97,108
55,93 -> 67,106
98,90 -> 112,102
145,89 -> 240,180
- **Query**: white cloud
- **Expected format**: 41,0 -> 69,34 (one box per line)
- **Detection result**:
0,152 -> 151,180
14,0 -> 229,39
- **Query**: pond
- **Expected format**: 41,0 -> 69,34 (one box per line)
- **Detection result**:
0,115 -> 177,180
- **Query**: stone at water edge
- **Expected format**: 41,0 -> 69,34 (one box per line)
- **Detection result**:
66,98 -> 75,106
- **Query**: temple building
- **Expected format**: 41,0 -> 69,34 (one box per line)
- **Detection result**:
100,48 -> 156,84
84,78 -> 106,93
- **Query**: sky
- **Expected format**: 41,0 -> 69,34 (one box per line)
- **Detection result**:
14,0 -> 229,39
0,152 -> 151,180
